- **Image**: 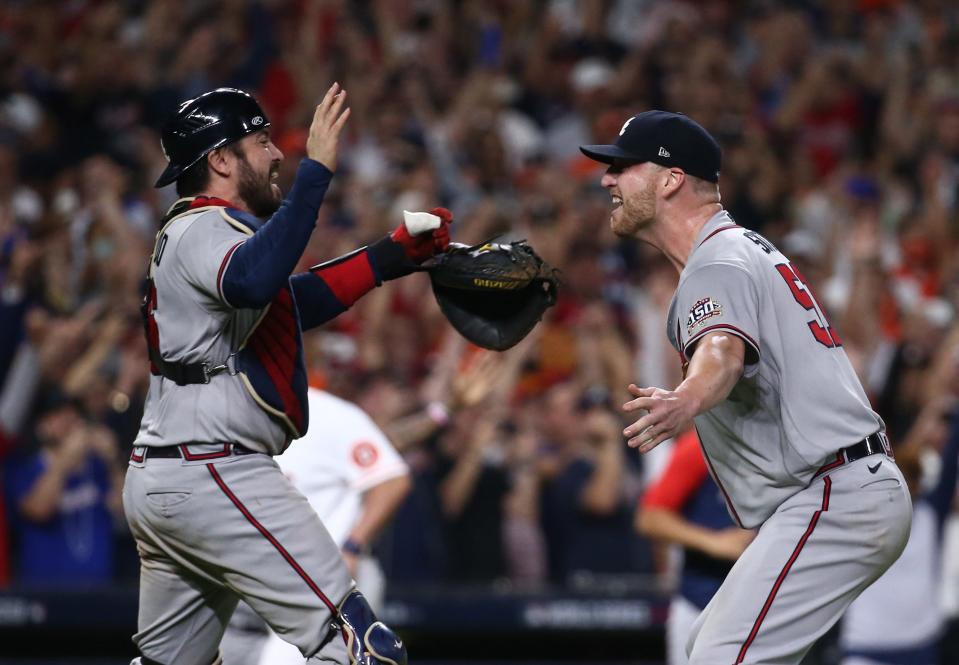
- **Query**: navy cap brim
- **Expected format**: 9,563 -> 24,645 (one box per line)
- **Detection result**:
579,144 -> 640,164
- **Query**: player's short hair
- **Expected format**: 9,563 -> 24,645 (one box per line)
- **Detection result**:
690,174 -> 721,203
648,164 -> 722,203
175,142 -> 245,197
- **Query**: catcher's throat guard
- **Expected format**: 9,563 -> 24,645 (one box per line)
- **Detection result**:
426,240 -> 559,351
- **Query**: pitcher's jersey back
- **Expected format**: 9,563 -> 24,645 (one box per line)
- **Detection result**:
666,211 -> 882,527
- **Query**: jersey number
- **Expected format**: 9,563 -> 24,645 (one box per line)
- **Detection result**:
774,262 -> 842,349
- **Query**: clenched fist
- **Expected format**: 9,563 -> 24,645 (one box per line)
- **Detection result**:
391,207 -> 453,263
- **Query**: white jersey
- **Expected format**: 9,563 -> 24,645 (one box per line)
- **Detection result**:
666,211 -> 882,528
277,389 -> 408,545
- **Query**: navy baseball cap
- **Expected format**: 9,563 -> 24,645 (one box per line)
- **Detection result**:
580,110 -> 722,183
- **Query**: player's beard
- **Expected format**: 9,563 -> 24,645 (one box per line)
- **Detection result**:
236,155 -> 282,218
612,178 -> 657,237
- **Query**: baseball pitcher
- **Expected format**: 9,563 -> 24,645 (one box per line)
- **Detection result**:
581,111 -> 912,664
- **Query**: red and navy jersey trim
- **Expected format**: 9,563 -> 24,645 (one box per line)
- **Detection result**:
735,476 -> 832,664
699,223 -> 741,247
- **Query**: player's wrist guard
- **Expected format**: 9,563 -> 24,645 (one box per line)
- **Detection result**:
342,537 -> 364,556
366,235 -> 417,282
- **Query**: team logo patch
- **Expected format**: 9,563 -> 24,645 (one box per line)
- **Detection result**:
351,441 -> 379,468
686,297 -> 723,334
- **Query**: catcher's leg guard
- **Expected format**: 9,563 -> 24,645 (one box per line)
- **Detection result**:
337,589 -> 407,665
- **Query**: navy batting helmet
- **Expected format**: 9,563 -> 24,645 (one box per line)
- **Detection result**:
154,88 -> 270,188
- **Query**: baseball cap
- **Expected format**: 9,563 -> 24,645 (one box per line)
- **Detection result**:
579,110 -> 722,183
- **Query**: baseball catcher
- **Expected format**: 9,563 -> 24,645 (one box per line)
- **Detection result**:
423,236 -> 559,351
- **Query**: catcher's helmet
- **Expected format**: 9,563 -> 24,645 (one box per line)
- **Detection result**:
154,88 -> 270,188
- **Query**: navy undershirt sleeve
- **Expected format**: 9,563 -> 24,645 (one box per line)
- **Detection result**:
221,159 -> 333,308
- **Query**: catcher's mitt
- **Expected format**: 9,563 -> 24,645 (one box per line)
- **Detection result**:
427,240 -> 559,351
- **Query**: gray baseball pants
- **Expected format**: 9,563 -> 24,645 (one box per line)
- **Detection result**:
686,455 -> 912,664
123,445 -> 353,665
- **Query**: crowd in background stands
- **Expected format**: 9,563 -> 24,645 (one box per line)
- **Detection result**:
0,0 -> 958,645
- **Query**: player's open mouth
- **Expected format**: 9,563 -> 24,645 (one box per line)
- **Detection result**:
270,170 -> 279,181
611,195 -> 623,210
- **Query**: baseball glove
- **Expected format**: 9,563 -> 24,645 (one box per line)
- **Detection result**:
427,240 -> 559,351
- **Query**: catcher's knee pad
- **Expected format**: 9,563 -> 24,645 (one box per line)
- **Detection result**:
337,589 -> 407,665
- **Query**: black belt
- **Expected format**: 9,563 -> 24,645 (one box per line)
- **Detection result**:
132,443 -> 260,462
149,350 -> 238,386
816,431 -> 892,477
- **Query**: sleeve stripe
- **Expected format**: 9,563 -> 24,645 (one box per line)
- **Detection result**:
312,250 -> 376,307
216,240 -> 246,306
684,323 -> 760,361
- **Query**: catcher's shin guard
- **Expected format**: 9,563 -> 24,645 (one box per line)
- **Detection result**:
337,589 -> 407,665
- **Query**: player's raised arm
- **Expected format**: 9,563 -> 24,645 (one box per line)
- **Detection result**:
306,82 -> 350,171
217,84 -> 352,308
622,331 -> 745,452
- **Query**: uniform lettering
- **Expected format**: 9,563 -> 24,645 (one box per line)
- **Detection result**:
774,262 -> 842,348
744,231 -> 775,254
154,233 -> 169,266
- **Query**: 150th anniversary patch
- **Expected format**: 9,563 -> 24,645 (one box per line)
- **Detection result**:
686,297 -> 723,334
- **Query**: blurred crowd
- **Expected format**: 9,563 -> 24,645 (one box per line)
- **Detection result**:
0,0 -> 958,653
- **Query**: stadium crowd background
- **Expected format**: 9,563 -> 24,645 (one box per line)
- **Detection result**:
0,0 -> 959,660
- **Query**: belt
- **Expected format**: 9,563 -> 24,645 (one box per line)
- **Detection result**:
815,431 -> 892,477
149,350 -> 238,386
131,443 -> 260,462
